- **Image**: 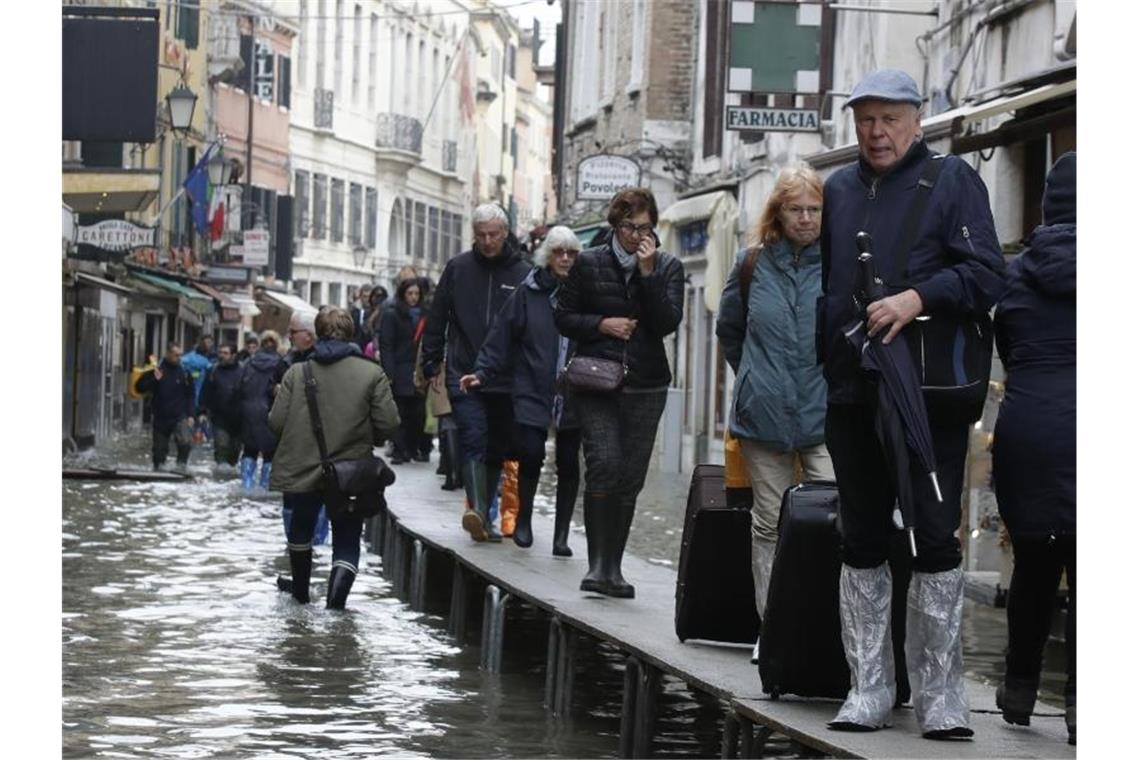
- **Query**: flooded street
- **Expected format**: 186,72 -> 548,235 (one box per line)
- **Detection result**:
64,437 -> 1064,757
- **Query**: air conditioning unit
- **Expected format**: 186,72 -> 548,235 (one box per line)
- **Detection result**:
820,120 -> 836,149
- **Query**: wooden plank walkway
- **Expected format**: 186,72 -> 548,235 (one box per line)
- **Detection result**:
376,461 -> 1074,759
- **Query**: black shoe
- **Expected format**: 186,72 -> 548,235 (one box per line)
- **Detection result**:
596,494 -> 635,599
287,547 -> 312,604
996,679 -> 1037,726
390,453 -> 409,465
276,575 -> 294,593
326,563 -> 357,610
413,452 -> 430,463
513,476 -> 538,548
923,727 -> 974,740
552,479 -> 575,557
579,493 -> 606,592
461,461 -> 489,542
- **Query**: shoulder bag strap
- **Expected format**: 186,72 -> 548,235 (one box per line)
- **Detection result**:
890,154 -> 947,289
302,361 -> 333,472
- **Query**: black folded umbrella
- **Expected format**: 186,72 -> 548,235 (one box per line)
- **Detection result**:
844,233 -> 943,557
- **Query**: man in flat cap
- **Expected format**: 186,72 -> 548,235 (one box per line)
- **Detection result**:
817,69 -> 1005,738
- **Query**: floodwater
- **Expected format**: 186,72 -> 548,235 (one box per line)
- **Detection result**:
63,436 -> 1065,758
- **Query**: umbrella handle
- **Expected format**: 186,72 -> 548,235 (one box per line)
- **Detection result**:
928,471 -> 944,503
908,528 -> 918,558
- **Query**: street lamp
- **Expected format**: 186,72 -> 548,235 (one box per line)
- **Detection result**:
207,150 -> 230,187
165,83 -> 198,135
352,244 -> 370,269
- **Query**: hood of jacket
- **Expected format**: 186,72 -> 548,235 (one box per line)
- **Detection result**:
1020,223 -> 1076,297
524,265 -> 560,293
249,349 -> 282,372
313,339 -> 363,364
1042,151 -> 1076,226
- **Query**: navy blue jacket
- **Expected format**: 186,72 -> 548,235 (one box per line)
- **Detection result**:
201,361 -> 243,432
135,359 -> 193,433
716,239 -> 827,451
379,301 -> 424,398
555,234 -> 685,389
421,238 -> 531,394
818,140 -> 1006,404
992,153 -> 1076,538
239,349 -> 287,455
474,266 -> 568,430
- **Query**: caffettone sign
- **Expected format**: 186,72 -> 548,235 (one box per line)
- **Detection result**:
76,219 -> 156,251
577,155 -> 641,201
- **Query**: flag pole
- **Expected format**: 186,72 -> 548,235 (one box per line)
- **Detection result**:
149,140 -> 222,227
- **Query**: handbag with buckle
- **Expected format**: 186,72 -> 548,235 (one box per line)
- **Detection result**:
560,344 -> 628,393
302,361 -> 396,519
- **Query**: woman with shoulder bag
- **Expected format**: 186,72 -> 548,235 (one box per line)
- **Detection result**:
715,166 -> 835,660
380,278 -> 429,464
554,189 -> 685,598
269,307 -> 400,609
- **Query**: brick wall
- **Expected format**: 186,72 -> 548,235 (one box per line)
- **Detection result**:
646,0 -> 697,122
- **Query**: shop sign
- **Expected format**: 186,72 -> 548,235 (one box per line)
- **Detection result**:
241,230 -> 269,267
576,155 -> 641,201
76,219 -> 156,251
203,266 -> 251,284
725,106 -> 820,132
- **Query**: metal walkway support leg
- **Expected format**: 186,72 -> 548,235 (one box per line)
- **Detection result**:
447,562 -> 467,641
619,656 -> 660,758
721,708 -> 740,759
409,539 -> 427,611
480,584 -> 511,673
739,718 -> 772,760
544,618 -> 576,716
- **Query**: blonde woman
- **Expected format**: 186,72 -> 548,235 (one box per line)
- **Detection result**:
715,166 -> 834,659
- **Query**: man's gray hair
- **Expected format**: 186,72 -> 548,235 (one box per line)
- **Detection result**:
290,309 -> 317,337
471,203 -> 508,229
534,225 -> 582,267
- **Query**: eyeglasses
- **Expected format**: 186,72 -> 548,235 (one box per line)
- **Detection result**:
782,205 -> 822,218
617,221 -> 654,236
551,248 -> 578,259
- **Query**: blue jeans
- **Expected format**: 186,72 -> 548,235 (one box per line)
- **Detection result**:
284,492 -> 363,571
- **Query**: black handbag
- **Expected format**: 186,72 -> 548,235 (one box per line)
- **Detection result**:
302,361 -> 395,519
892,155 -> 994,422
561,345 -> 628,393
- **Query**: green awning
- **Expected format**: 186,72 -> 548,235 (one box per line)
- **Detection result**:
128,271 -> 216,317
574,224 -> 608,248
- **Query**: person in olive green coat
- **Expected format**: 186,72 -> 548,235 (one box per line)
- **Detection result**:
269,306 -> 400,609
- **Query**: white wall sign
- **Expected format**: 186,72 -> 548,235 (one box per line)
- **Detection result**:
726,106 -> 820,132
242,229 -> 270,267
76,219 -> 156,251
576,154 -> 642,201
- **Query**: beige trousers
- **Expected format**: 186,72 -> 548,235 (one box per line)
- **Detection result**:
740,439 -> 834,619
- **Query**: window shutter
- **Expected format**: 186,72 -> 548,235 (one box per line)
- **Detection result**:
279,56 -> 292,109
239,34 -> 252,90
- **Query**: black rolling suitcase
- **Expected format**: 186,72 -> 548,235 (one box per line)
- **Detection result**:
757,481 -> 851,699
675,464 -> 759,644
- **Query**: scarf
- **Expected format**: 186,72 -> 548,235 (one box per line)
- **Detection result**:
611,238 -> 638,285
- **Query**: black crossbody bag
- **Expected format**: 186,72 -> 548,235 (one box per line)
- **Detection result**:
893,155 -> 994,422
561,344 -> 628,393
302,361 -> 395,519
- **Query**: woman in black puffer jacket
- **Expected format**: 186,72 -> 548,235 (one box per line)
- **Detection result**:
379,278 -> 427,464
991,152 -> 1076,744
554,188 -> 685,598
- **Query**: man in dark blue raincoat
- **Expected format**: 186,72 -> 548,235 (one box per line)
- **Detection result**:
817,69 -> 1006,739
135,342 -> 195,471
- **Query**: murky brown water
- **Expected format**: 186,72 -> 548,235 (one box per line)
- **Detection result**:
64,435 -> 1065,757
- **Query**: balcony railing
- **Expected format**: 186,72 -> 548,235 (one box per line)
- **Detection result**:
442,140 -> 458,172
314,88 -> 334,130
376,113 -> 423,155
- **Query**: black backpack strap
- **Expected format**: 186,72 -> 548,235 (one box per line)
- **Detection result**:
739,246 -> 763,321
302,361 -> 332,473
890,154 -> 946,288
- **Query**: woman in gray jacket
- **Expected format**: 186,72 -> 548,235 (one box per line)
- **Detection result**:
716,165 -> 834,659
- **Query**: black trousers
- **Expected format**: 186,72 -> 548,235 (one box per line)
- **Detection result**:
395,395 -> 426,457
153,421 -> 191,467
825,403 -> 968,574
516,424 -> 548,480
577,389 -> 666,498
1006,532 -> 1076,701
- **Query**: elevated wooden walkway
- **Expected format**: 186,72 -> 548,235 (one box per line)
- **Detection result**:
370,463 -> 1073,759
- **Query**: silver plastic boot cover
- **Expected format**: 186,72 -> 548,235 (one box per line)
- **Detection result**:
831,563 -> 895,728
752,538 -> 777,620
906,568 -> 970,733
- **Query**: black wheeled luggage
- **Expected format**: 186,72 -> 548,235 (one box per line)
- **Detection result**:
675,464 -> 759,644
757,481 -> 850,699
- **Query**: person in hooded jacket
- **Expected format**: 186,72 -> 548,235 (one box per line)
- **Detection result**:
201,344 -> 243,467
716,165 -> 835,662
459,225 -> 584,554
991,151 -> 1076,745
421,203 -> 531,542
238,330 -> 288,490
555,188 -> 685,599
135,341 -> 195,470
269,306 -> 401,609
380,278 -> 428,464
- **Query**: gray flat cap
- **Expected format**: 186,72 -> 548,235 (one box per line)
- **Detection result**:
845,69 -> 923,108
